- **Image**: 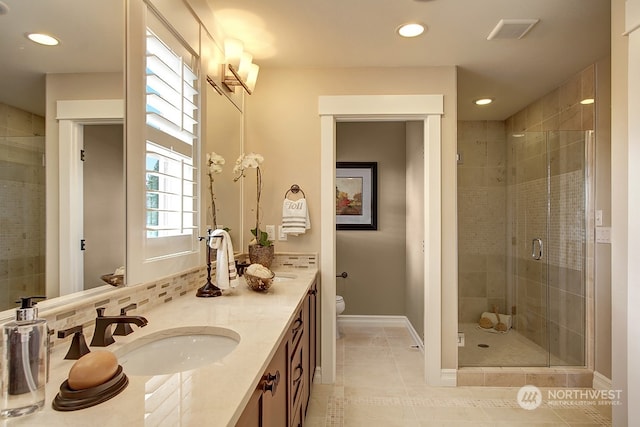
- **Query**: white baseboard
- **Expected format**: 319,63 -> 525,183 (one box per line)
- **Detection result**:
593,371 -> 612,390
440,369 -> 457,386
337,315 -> 424,350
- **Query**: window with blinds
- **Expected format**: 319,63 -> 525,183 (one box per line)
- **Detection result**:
144,28 -> 199,241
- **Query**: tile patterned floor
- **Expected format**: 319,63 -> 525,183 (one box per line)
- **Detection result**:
304,323 -> 612,426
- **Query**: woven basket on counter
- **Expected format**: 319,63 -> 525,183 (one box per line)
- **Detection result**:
244,271 -> 275,292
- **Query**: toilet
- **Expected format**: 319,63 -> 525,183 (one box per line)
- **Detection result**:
336,295 -> 346,338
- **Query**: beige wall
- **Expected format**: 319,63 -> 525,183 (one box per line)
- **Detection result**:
611,0 -> 630,423
335,121 -> 407,316
406,121 -> 425,339
244,66 -> 458,366
594,56 -> 612,379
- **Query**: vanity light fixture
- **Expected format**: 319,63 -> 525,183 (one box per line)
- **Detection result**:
580,98 -> 595,105
26,32 -> 60,46
397,23 -> 425,38
474,98 -> 493,106
222,38 -> 259,95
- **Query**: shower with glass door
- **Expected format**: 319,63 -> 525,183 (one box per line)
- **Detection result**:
457,127 -> 593,368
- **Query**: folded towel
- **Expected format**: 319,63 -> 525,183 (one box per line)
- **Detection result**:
282,197 -> 310,235
479,312 -> 512,329
209,229 -> 238,289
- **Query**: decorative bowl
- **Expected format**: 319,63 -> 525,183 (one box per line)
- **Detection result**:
244,271 -> 276,292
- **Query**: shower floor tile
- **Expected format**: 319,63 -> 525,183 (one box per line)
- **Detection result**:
458,322 -> 551,367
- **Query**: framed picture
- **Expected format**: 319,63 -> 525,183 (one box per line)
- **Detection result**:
336,162 -> 377,230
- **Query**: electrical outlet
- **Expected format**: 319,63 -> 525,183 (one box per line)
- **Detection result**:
278,225 -> 287,241
457,332 -> 465,347
265,225 -> 275,241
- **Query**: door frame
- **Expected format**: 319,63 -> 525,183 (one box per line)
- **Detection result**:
56,99 -> 124,296
318,95 -> 446,385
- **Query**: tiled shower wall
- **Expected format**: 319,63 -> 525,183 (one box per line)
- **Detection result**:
504,64 -> 594,365
457,121 -> 507,323
0,102 -> 46,310
458,64 -> 594,366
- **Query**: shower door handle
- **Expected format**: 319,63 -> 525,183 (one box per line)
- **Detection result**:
531,238 -> 543,260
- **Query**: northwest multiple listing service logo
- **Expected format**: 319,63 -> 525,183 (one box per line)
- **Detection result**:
517,385 -> 622,410
517,385 -> 543,410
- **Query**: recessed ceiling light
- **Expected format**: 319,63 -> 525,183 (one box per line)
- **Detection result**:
397,23 -> 425,38
474,98 -> 493,106
0,1 -> 9,15
580,98 -> 595,105
26,33 -> 60,46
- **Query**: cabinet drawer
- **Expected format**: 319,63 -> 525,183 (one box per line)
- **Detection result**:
289,307 -> 304,350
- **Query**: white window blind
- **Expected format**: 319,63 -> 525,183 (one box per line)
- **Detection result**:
145,28 -> 199,242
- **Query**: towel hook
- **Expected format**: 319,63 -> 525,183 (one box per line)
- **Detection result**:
284,184 -> 306,199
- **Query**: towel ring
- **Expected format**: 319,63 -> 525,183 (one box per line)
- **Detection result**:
284,184 -> 306,199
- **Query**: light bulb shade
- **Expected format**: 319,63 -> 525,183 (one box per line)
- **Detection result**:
246,63 -> 259,92
238,52 -> 253,81
224,39 -> 244,69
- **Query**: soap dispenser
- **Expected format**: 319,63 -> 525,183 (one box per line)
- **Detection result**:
1,297 -> 48,418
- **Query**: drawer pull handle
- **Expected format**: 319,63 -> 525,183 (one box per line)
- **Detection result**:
262,370 -> 280,396
292,365 -> 304,385
292,318 -> 303,334
308,289 -> 317,295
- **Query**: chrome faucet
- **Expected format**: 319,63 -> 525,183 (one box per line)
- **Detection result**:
90,307 -> 148,347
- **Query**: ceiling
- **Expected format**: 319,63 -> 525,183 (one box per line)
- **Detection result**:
0,0 -> 610,121
209,0 -> 611,120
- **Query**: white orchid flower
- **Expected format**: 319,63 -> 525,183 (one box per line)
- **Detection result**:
233,152 -> 264,180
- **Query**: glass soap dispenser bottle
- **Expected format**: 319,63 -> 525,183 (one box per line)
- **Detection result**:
1,297 -> 48,418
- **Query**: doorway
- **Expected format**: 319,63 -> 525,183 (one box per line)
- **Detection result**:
82,124 -> 125,289
318,95 -> 446,385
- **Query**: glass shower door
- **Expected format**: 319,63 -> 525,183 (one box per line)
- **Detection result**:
509,130 -> 588,367
545,130 -> 588,366
509,131 -> 550,367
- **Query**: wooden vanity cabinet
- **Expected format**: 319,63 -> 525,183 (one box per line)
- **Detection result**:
236,340 -> 287,427
237,279 -> 317,427
303,280 -> 317,417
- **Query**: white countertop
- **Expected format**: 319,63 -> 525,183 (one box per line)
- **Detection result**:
2,268 -> 317,427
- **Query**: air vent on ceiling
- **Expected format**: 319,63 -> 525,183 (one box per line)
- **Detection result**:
487,19 -> 539,40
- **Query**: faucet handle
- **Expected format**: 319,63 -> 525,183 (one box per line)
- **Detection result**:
58,325 -> 91,360
114,303 -> 137,336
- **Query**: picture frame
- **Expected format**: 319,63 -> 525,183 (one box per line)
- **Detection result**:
335,162 -> 377,230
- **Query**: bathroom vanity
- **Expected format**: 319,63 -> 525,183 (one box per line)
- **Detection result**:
7,267 -> 318,426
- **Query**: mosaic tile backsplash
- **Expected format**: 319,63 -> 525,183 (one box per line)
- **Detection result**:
28,253 -> 317,352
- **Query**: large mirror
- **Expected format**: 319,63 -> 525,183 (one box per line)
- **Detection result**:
204,83 -> 243,248
0,0 -> 125,312
0,0 -> 245,314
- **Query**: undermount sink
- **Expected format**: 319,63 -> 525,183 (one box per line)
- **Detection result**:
273,273 -> 296,283
115,327 -> 240,376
